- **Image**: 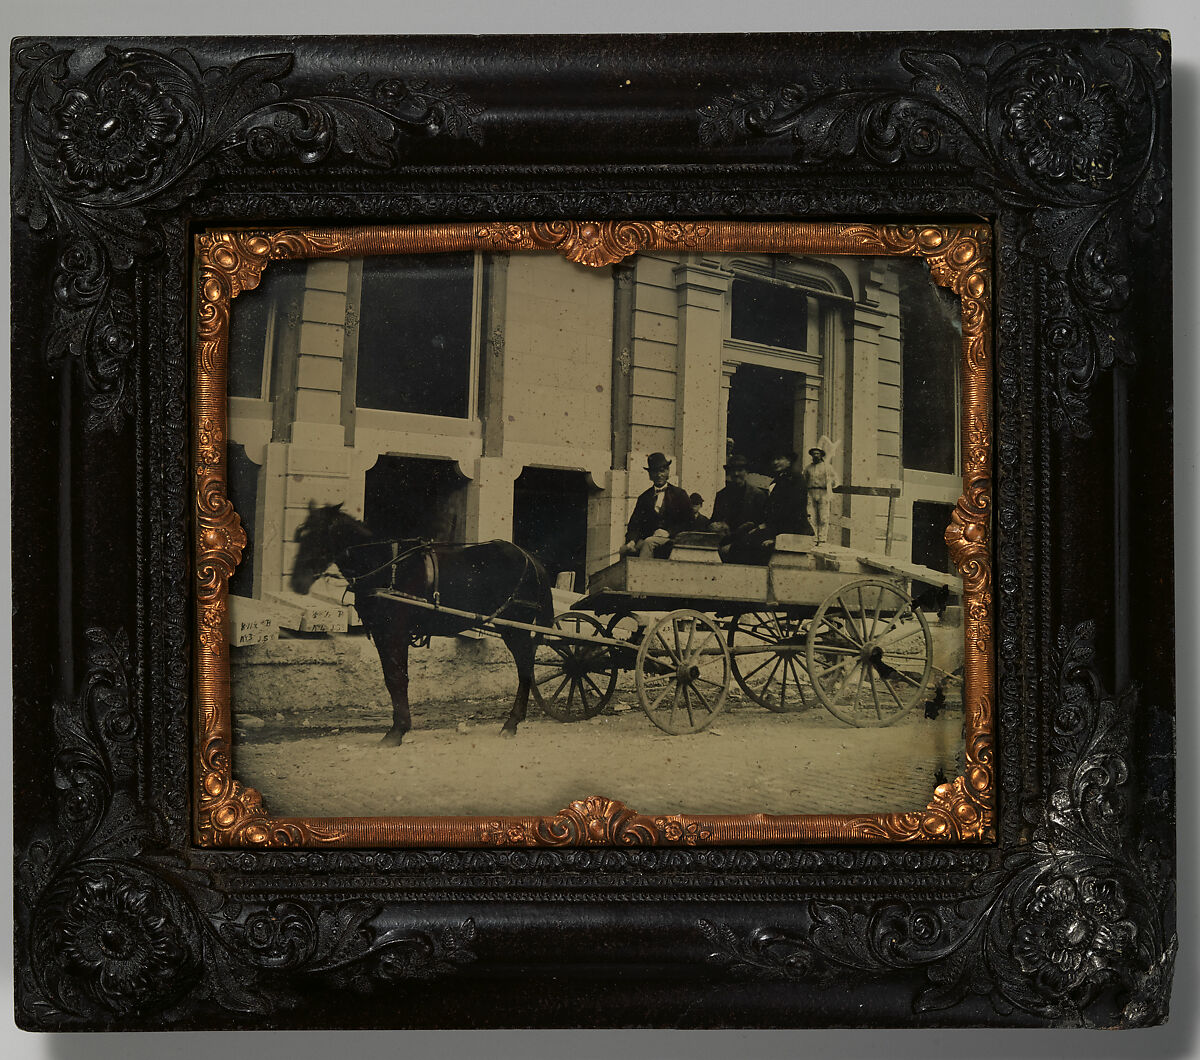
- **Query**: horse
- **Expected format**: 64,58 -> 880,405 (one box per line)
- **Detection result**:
289,503 -> 554,745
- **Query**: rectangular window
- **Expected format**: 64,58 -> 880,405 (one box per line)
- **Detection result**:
730,277 -> 807,351
355,253 -> 477,418
227,259 -> 305,399
899,259 -> 960,475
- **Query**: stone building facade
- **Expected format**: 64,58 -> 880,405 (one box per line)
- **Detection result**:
225,249 -> 963,624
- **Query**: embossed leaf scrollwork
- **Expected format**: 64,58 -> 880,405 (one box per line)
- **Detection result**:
13,42 -> 482,431
700,38 -> 1168,437
701,622 -> 1174,1027
15,629 -> 477,1027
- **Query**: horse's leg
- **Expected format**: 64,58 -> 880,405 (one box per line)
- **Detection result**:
372,625 -> 412,746
498,628 -> 535,738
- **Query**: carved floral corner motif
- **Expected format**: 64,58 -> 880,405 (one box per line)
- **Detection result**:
14,628 -> 476,1027
700,621 -> 1176,1028
699,38 -> 1169,437
12,42 -> 483,432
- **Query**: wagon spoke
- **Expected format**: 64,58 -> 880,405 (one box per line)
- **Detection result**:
834,606 -> 865,647
814,657 -> 855,680
869,607 -> 912,645
880,670 -> 908,711
842,596 -> 866,644
691,681 -> 713,713
784,657 -> 809,707
654,628 -> 681,667
868,586 -> 885,640
778,654 -> 788,710
682,685 -> 695,727
581,672 -> 604,699
837,659 -> 868,706
867,667 -> 883,721
649,682 -> 673,712
669,683 -> 682,728
760,656 -> 785,699
739,653 -> 780,681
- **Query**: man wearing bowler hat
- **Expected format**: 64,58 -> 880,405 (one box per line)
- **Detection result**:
620,452 -> 692,558
709,454 -> 768,563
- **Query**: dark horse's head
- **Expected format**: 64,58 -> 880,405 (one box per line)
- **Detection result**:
291,503 -> 354,595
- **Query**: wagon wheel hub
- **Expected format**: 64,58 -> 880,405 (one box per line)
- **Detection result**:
676,661 -> 702,684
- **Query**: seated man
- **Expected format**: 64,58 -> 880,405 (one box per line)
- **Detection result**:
685,492 -> 711,531
763,450 -> 815,540
724,451 -> 816,565
620,452 -> 692,558
709,454 -> 768,563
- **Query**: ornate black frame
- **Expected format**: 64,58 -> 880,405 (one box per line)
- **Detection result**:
11,32 -> 1174,1029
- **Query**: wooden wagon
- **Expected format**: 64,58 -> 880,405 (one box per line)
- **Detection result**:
528,532 -> 963,735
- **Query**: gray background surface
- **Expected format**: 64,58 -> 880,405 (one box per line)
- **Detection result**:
3,0 -> 1195,1055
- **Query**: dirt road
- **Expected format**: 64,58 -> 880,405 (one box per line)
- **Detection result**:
232,688 -> 965,819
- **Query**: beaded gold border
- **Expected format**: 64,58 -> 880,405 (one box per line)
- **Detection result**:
194,221 -> 993,847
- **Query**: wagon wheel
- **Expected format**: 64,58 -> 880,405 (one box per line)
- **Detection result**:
635,609 -> 731,735
727,611 -> 812,713
806,578 -> 932,727
531,611 -> 618,722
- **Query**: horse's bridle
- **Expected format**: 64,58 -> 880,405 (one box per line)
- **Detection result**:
338,539 -> 432,596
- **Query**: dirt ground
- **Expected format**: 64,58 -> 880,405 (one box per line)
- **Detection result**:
232,685 -> 966,818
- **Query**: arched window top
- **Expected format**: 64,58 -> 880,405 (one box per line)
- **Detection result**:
715,254 -> 854,299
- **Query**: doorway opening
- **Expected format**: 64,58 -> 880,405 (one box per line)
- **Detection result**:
725,363 -> 802,476
512,467 -> 590,592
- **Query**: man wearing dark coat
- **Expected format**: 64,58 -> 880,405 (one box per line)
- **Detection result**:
710,455 -> 768,563
620,452 -> 692,558
764,452 -> 815,537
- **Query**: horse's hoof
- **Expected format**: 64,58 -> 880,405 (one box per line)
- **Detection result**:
380,729 -> 406,746
499,725 -> 517,739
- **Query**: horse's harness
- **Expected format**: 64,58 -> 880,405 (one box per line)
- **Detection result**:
337,538 -> 545,646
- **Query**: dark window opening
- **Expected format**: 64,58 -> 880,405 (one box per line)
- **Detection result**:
227,443 -> 259,597
899,259 -> 960,475
512,468 -> 590,593
356,253 -> 475,418
228,260 -> 305,399
911,501 -> 956,574
725,364 -> 799,477
364,456 -> 466,542
731,278 -> 807,351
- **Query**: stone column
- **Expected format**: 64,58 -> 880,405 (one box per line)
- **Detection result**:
673,260 -> 732,498
716,365 -> 736,494
466,456 -> 520,542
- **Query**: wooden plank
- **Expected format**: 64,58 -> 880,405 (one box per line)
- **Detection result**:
850,554 -> 963,591
587,557 -> 768,602
768,568 -> 866,607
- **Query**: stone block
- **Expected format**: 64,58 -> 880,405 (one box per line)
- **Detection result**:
228,595 -> 277,647
306,258 -> 350,292
298,321 -> 344,358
